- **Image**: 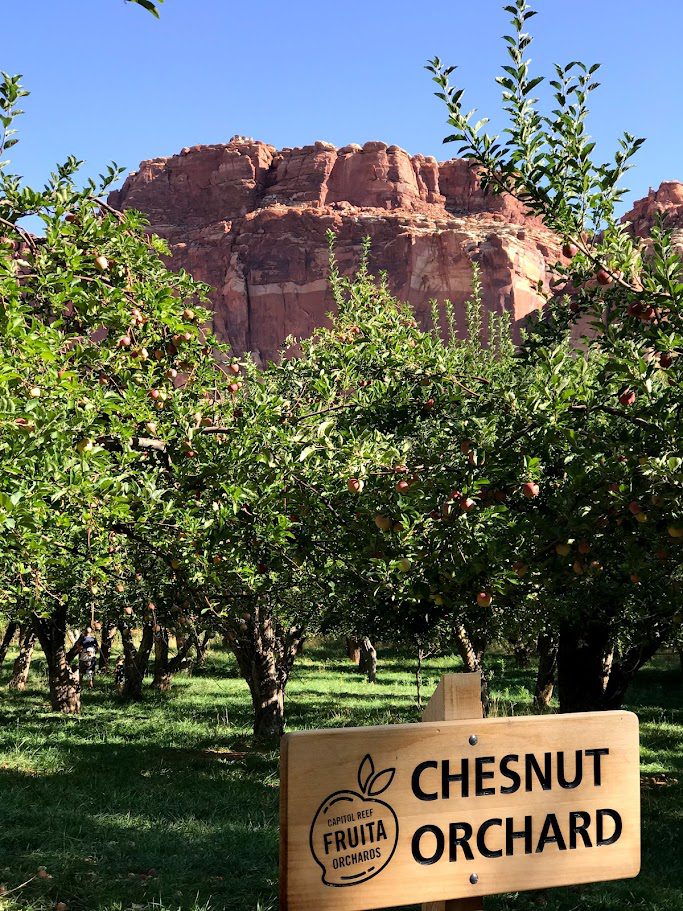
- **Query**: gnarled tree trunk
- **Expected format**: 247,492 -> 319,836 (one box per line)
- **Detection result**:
118,622 -> 154,700
359,637 -> 377,683
0,622 -> 17,668
557,621 -> 613,713
193,630 -> 214,669
151,627 -> 195,691
99,625 -> 116,673
152,627 -> 171,691
558,616 -> 674,712
534,633 -> 558,710
346,637 -> 361,665
33,609 -> 80,714
454,623 -> 484,673
602,636 -> 670,709
453,623 -> 489,712
230,604 -> 304,739
9,626 -> 36,691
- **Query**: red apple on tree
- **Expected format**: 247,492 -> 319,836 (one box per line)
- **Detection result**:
522,481 -> 540,499
476,591 -> 492,607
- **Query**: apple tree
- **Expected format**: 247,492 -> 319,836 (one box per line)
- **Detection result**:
0,72 -> 232,712
426,0 -> 682,709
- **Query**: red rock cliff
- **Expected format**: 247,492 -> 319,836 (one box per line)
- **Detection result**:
622,181 -> 683,240
110,137 -> 563,361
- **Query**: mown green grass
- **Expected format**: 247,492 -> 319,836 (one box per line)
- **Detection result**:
0,644 -> 680,911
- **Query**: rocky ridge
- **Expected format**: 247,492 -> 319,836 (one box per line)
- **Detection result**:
110,137 -> 674,361
622,181 -> 683,243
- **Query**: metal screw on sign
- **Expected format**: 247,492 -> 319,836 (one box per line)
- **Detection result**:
469,734 -> 478,745
470,873 -> 479,885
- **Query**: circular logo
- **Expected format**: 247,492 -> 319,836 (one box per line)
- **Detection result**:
309,754 -> 399,887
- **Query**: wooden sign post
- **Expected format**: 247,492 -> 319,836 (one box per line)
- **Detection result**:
421,673 -> 484,911
280,674 -> 640,911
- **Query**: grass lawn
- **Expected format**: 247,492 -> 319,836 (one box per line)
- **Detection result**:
0,643 -> 680,911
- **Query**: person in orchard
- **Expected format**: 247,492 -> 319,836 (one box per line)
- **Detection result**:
75,626 -> 99,689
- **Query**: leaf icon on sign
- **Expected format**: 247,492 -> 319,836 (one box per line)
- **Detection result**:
368,768 -> 396,796
358,754 -> 375,793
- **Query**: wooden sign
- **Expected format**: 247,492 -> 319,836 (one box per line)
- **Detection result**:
280,684 -> 640,911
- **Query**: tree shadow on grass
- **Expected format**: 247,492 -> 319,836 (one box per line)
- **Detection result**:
0,741 -> 279,911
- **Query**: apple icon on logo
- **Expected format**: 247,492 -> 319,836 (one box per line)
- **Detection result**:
309,754 -> 399,887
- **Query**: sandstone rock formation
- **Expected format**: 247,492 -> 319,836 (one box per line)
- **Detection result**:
622,181 -> 683,241
109,137 -> 564,361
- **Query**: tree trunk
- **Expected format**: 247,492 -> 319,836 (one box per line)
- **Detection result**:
154,669 -> 173,692
0,622 -> 17,668
602,645 -> 615,693
99,625 -> 116,672
176,630 -> 190,668
454,623 -> 483,673
8,626 -> 36,691
230,605 -> 304,739
249,664 -> 284,738
151,627 -> 194,691
152,628 -> 170,690
415,647 -> 427,710
46,651 -> 81,713
193,630 -> 213,668
346,637 -> 361,665
118,622 -> 154,700
33,610 -> 81,714
453,623 -> 489,713
533,633 -> 558,710
559,616 -> 672,712
557,621 -> 614,712
602,636 -> 669,709
359,637 -> 377,683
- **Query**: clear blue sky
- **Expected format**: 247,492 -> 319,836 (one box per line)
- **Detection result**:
3,0 -> 681,213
